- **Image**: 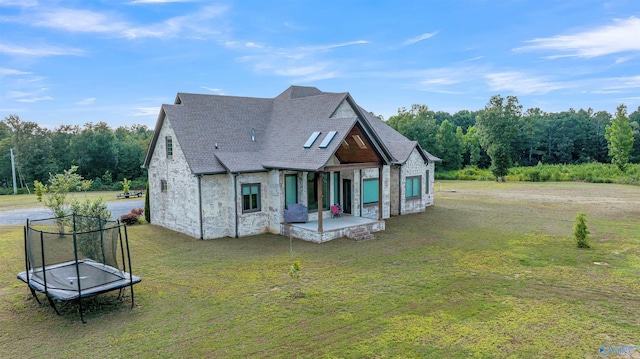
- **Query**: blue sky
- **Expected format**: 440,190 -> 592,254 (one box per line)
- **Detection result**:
1,0 -> 639,129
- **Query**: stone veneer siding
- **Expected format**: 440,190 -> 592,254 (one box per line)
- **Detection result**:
147,118 -> 200,238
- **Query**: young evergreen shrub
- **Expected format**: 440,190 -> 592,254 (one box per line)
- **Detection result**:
144,180 -> 150,223
574,212 -> 590,248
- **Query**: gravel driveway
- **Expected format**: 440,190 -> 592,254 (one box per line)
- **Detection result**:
0,199 -> 144,225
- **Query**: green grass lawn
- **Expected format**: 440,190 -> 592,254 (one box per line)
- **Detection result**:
1,181 -> 639,358
0,191 -> 126,211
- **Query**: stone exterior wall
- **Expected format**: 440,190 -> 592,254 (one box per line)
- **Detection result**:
425,161 -> 435,206
359,166 -> 390,220
400,149 -> 429,214
235,172 -> 271,237
147,118 -> 200,238
330,100 -> 357,118
200,174 -> 233,239
389,165 -> 400,216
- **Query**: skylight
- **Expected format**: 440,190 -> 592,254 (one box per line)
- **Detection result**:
319,131 -> 337,148
303,131 -> 322,148
352,135 -> 367,149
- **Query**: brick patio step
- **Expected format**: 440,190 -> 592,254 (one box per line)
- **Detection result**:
348,227 -> 375,241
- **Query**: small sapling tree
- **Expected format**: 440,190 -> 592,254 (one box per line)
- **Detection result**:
573,212 -> 590,249
289,259 -> 304,298
121,178 -> 131,195
33,180 -> 44,202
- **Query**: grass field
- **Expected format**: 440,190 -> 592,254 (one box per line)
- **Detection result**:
1,181 -> 639,358
0,191 -> 125,211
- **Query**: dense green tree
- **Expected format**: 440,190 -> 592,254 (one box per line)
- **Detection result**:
462,126 -> 483,167
605,104 -> 634,171
51,125 -> 79,171
518,108 -> 546,166
72,122 -> 117,180
476,95 -> 522,181
387,104 -> 438,155
451,110 -> 477,132
435,120 -> 462,170
629,106 -> 640,163
434,111 -> 452,126
3,115 -> 56,184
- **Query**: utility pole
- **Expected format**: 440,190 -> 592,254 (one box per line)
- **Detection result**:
10,148 -> 17,195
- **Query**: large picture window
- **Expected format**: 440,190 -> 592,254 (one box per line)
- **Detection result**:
242,183 -> 261,213
307,172 -> 329,211
406,176 -> 421,199
362,178 -> 379,205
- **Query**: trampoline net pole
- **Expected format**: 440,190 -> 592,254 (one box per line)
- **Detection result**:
72,231 -> 85,323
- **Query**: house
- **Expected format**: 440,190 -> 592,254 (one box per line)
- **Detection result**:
142,86 -> 440,243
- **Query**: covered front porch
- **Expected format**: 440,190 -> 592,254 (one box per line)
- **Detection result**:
280,215 -> 385,243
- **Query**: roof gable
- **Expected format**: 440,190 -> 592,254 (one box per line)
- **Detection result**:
144,86 -> 412,174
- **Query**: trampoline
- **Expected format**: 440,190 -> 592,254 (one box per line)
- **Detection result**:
17,215 -> 141,323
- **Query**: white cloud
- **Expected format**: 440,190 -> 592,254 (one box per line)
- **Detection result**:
0,43 -> 84,57
201,87 -> 223,94
0,0 -> 37,6
129,0 -> 195,3
1,4 -> 228,40
0,68 -> 30,76
401,32 -> 438,47
485,71 -> 567,95
17,96 -> 53,103
77,98 -> 96,105
232,39 -> 368,81
515,16 -> 640,58
132,107 -> 160,116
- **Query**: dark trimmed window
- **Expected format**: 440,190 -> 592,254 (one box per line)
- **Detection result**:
362,178 -> 379,205
242,183 -> 261,213
333,172 -> 340,205
406,176 -> 421,199
166,136 -> 173,158
307,172 -> 329,212
161,179 -> 168,193
285,174 -> 297,207
426,170 -> 430,194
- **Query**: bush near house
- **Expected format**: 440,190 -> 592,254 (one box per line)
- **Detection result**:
120,208 -> 144,225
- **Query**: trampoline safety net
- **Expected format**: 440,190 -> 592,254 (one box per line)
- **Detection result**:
18,214 -> 141,322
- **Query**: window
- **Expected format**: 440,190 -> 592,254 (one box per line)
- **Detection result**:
333,172 -> 340,205
166,136 -> 173,158
362,178 -> 379,205
307,172 -> 329,211
161,179 -> 167,193
406,176 -> 421,199
426,170 -> 430,194
285,174 -> 297,207
242,183 -> 261,213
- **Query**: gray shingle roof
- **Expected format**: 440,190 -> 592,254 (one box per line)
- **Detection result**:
144,86 -> 438,174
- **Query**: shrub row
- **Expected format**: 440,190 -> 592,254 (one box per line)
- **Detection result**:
435,163 -> 640,185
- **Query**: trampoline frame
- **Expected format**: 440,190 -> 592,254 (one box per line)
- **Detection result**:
17,215 -> 141,323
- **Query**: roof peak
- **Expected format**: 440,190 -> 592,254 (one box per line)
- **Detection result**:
277,85 -> 327,100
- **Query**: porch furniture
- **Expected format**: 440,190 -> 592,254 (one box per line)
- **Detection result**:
331,204 -> 343,218
284,203 -> 308,223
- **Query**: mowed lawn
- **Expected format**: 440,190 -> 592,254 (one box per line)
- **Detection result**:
1,181 -> 639,358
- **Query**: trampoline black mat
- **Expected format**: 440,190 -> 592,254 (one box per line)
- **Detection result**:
17,259 -> 141,301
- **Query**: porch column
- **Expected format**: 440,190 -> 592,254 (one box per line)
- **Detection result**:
317,171 -> 323,233
378,165 -> 383,221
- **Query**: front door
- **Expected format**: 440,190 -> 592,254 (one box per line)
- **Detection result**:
342,179 -> 352,214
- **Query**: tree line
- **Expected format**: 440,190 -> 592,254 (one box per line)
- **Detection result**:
0,115 -> 152,192
386,97 -> 640,178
